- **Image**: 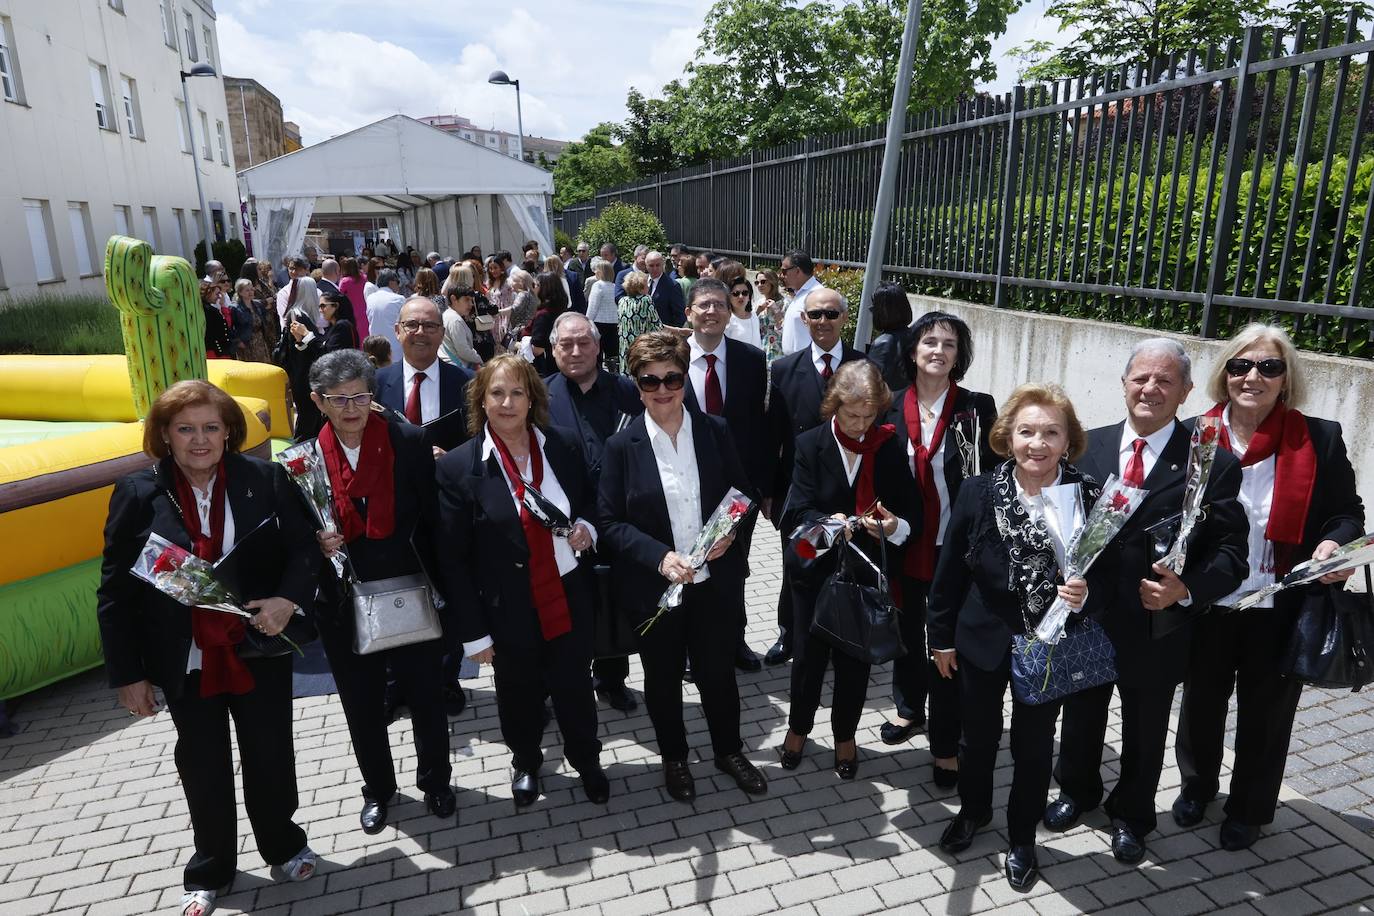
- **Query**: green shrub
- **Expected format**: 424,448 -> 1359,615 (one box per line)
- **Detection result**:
578,202 -> 668,257
554,227 -> 576,255
0,294 -> 123,355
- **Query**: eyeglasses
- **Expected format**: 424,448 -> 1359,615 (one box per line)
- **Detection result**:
806,309 -> 843,321
635,372 -> 686,392
693,299 -> 729,312
1225,357 -> 1286,378
320,392 -> 374,409
399,320 -> 443,334
730,289 -> 751,298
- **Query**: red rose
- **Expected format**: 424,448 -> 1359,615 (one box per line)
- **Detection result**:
151,547 -> 185,574
286,457 -> 309,476
1109,491 -> 1131,511
795,539 -> 817,561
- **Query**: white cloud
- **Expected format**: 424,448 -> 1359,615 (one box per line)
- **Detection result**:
977,0 -> 1083,93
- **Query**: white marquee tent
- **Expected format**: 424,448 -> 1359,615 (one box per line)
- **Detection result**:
237,114 -> 555,269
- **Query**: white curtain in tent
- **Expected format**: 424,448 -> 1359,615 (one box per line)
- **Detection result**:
251,197 -> 316,271
385,216 -> 403,250
507,194 -> 552,253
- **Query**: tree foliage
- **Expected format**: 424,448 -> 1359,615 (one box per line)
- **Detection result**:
551,123 -> 636,210
577,202 -> 669,255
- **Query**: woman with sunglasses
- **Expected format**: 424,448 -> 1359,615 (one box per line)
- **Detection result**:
724,277 -> 763,350
597,331 -> 767,803
753,269 -> 786,363
1172,323 -> 1363,852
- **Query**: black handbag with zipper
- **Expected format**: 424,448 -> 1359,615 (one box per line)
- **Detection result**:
1280,566 -> 1374,691
811,535 -> 907,665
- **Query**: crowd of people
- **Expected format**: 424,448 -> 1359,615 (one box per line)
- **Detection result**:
101,243 -> 1364,916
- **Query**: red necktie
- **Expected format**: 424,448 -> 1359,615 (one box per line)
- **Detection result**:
405,370 -> 426,425
704,354 -> 723,415
821,353 -> 834,381
1123,437 -> 1147,487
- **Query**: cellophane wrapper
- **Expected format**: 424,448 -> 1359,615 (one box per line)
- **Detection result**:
131,532 -> 245,615
640,488 -> 755,634
279,442 -> 347,578
1160,416 -> 1220,574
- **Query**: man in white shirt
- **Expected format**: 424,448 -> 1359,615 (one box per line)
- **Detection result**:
276,256 -> 323,332
366,268 -> 406,357
779,250 -> 826,355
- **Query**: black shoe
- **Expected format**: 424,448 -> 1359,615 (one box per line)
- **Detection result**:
939,812 -> 991,853
1171,795 -> 1206,828
715,752 -> 768,795
580,766 -> 611,805
1043,796 -> 1083,832
360,798 -> 389,835
764,640 -> 792,665
443,684 -> 467,718
425,786 -> 456,819
833,751 -> 858,780
512,769 -> 540,808
879,719 -> 923,745
1219,818 -> 1260,851
683,662 -> 694,684
1005,845 -> 1040,891
735,644 -> 762,672
1111,824 -> 1146,864
932,763 -> 959,790
596,684 -> 638,712
664,760 -> 695,803
778,735 -> 805,771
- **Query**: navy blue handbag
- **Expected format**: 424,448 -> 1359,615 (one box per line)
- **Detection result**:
1010,617 -> 1117,706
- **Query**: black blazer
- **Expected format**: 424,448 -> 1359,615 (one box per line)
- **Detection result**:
649,275 -> 687,326
374,358 -> 474,452
887,385 -> 999,510
682,337 -> 775,499
927,467 -> 1108,672
767,343 -> 865,510
780,422 -> 921,588
1077,419 -> 1248,687
597,409 -> 756,624
545,370 -> 643,486
866,329 -> 911,393
96,453 -> 319,701
564,268 -> 588,314
302,319 -> 358,354
436,425 -> 595,648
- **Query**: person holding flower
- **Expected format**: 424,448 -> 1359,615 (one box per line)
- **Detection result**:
597,331 -> 767,803
1172,323 -> 1364,851
779,360 -> 919,780
96,380 -> 320,916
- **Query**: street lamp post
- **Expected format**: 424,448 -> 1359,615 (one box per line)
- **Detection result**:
180,62 -> 217,266
487,70 -> 525,162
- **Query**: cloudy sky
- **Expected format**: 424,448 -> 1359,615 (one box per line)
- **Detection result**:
216,0 -> 1069,147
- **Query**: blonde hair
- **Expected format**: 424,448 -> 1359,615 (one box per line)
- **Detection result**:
622,270 -> 650,296
1207,322 -> 1303,407
820,360 -> 893,420
465,354 -> 551,437
988,383 -> 1087,461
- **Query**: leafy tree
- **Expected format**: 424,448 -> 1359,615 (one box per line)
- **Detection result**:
577,202 -> 669,255
552,123 -> 636,209
618,89 -> 687,175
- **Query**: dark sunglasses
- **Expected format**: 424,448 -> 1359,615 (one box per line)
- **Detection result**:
1225,357 -> 1286,378
636,371 -> 686,392
806,309 -> 842,321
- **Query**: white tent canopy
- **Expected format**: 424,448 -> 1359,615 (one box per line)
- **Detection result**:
237,115 -> 555,269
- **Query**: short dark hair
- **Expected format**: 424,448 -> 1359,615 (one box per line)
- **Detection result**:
782,249 -> 814,274
626,330 -> 689,378
713,259 -> 746,287
447,285 -> 476,302
908,310 -> 975,382
870,283 -> 912,334
688,277 -> 729,308
289,256 -> 309,270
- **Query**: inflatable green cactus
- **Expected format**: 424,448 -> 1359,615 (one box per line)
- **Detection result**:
104,235 -> 206,419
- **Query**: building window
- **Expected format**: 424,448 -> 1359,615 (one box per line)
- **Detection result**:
175,100 -> 190,153
173,208 -> 189,258
229,212 -> 238,240
183,11 -> 197,62
120,76 -> 142,138
24,199 -> 60,282
203,26 -> 215,70
67,202 -> 97,276
90,62 -> 114,130
141,207 -> 161,250
159,0 -> 176,49
462,131 -> 473,140
112,205 -> 130,239
199,110 -> 211,160
0,16 -> 23,104
216,120 -> 229,164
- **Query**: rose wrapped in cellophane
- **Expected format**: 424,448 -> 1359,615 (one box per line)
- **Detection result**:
639,488 -> 755,635
1159,416 -> 1220,574
951,410 -> 983,478
1233,530 -> 1374,611
278,441 -> 347,578
1034,475 -> 1148,644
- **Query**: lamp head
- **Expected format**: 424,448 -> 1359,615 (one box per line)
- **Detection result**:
183,62 -> 217,79
487,70 -> 516,87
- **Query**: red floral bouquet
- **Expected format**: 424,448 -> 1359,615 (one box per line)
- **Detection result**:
278,442 -> 347,578
639,488 -> 755,634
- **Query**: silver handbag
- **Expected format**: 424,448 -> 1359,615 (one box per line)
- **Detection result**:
350,572 -> 442,655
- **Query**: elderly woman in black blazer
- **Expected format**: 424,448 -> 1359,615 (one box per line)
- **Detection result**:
598,331 -> 767,803
779,359 -> 919,779
1174,323 -> 1365,851
928,383 -> 1101,892
97,380 -> 318,916
308,349 -> 456,837
436,354 -> 608,808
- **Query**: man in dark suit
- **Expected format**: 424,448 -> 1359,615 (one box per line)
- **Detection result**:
546,312 -> 644,711
564,262 -> 588,315
375,297 -> 473,456
645,250 -> 686,327
599,242 -> 627,279
764,287 -> 864,663
317,259 -> 342,297
680,278 -> 773,671
1044,338 -> 1248,865
667,243 -> 686,281
613,245 -> 649,301
569,241 -> 593,278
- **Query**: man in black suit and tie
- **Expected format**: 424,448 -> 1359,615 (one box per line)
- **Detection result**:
317,259 -> 342,297
375,298 -> 474,456
764,287 -> 864,662
1044,338 -> 1248,865
545,312 -> 645,710
645,251 -> 687,327
680,278 -> 774,671
569,241 -> 594,278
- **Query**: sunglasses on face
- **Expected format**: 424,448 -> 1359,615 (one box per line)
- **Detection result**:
1225,357 -> 1286,378
636,371 -> 686,392
730,289 -> 750,298
806,309 -> 842,321
320,392 -> 374,409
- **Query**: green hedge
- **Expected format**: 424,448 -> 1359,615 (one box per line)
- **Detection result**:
0,295 -> 123,355
577,202 -> 668,257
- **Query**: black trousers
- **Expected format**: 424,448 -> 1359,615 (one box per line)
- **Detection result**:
776,530 -> 794,645
166,656 -> 307,891
493,622 -> 602,774
319,618 -> 452,801
593,654 -> 630,686
1177,608 -> 1304,826
638,581 -> 743,760
596,322 -> 620,372
892,570 -> 961,759
959,654 -> 1063,846
1056,680 -> 1175,837
788,583 -> 871,742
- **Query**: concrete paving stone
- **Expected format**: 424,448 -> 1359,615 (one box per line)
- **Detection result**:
1250,886 -> 1327,916
830,857 -> 901,891
666,875 -> 736,909
598,887 -> 671,916
1085,870 -> 1159,907
703,887 -> 777,916
52,874 -> 132,910
496,886 -> 566,915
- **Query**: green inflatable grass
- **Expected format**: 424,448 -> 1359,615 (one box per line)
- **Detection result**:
0,559 -> 104,700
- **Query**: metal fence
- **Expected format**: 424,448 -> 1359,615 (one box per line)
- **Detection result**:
556,15 -> 1374,349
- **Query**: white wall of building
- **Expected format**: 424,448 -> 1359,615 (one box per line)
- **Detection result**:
0,0 -> 239,299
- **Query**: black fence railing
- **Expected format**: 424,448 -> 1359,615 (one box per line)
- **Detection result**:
556,16 -> 1374,351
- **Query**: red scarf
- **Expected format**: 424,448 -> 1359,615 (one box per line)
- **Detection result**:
318,412 -> 397,542
1205,401 -> 1316,575
491,428 -> 572,641
833,419 -> 896,517
172,461 -> 254,698
902,384 -> 958,580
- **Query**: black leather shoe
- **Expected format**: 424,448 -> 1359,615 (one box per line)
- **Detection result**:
715,752 -> 768,795
443,684 -> 467,718
360,798 -> 388,835
664,760 -> 695,802
511,770 -> 540,808
1219,818 -> 1260,851
595,684 -> 638,712
735,644 -> 762,672
1043,796 -> 1083,832
879,719 -> 923,745
764,640 -> 792,665
425,786 -> 456,819
580,766 -> 611,805
1111,824 -> 1147,864
1005,844 -> 1040,891
932,763 -> 959,790
778,736 -> 805,770
833,752 -> 858,780
1171,795 -> 1206,828
939,812 -> 992,853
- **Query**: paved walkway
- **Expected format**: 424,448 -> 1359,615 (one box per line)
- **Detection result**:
3,539 -> 1374,915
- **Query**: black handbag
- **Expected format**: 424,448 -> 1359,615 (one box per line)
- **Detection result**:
1281,567 -> 1374,691
811,536 -> 906,665
238,613 -> 318,659
1010,618 -> 1117,705
591,563 -> 637,659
